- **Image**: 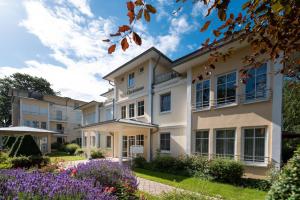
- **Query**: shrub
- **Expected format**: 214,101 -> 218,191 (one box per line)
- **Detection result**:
51,142 -> 65,151
14,135 -> 42,157
72,160 -> 138,200
152,155 -> 183,173
65,143 -> 80,155
132,156 -> 147,168
0,169 -> 116,200
75,148 -> 85,156
266,147 -> 300,200
0,152 -> 12,169
10,155 -> 49,169
208,158 -> 244,184
91,149 -> 105,159
240,178 -> 271,191
182,155 -> 210,177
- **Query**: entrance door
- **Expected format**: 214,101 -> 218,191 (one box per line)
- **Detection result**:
122,136 -> 128,157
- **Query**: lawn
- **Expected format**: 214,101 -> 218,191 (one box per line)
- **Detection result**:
134,168 -> 267,200
47,151 -> 85,162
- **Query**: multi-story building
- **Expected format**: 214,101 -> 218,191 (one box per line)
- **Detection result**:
10,89 -> 86,148
79,39 -> 284,178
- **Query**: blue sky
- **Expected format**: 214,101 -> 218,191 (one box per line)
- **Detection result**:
0,0 -> 245,101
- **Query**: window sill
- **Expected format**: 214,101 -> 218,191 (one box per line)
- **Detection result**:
243,97 -> 269,105
214,103 -> 238,110
136,115 -> 145,119
193,107 -> 211,113
160,111 -> 171,115
243,161 -> 268,167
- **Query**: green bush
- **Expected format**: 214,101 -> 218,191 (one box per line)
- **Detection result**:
240,178 -> 271,191
14,135 -> 42,157
0,152 -> 11,169
208,158 -> 244,184
266,147 -> 300,200
132,156 -> 147,168
65,143 -> 80,155
152,155 -> 181,173
51,142 -> 65,151
159,191 -> 217,200
10,155 -> 49,169
90,149 -> 105,159
182,155 -> 210,177
75,148 -> 84,156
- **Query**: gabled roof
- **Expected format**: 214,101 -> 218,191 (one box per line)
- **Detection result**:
103,47 -> 172,81
74,100 -> 102,110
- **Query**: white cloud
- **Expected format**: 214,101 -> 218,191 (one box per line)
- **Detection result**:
0,0 -> 189,102
191,1 -> 212,17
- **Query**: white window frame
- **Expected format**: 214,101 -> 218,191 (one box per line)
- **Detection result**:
137,100 -> 145,117
215,71 -> 238,108
195,79 -> 210,111
121,105 -> 126,119
214,128 -> 237,159
160,92 -> 171,113
241,126 -> 269,166
129,103 -> 135,118
128,72 -> 135,88
106,135 -> 112,149
159,132 -> 171,153
194,130 -> 209,156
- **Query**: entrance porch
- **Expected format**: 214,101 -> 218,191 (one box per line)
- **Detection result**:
81,119 -> 158,163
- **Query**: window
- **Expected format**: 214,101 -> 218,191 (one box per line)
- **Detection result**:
216,129 -> 235,158
196,80 -> 210,109
245,64 -> 267,101
217,72 -> 236,105
121,106 -> 126,119
41,122 -> 47,129
39,108 -> 48,116
24,120 -> 31,127
136,135 -> 144,146
129,103 -> 135,118
128,72 -> 135,88
91,136 -> 96,147
195,130 -> 209,155
56,124 -> 63,133
160,93 -> 171,112
160,133 -> 170,152
139,67 -> 144,73
137,101 -> 144,116
32,121 -> 39,128
105,108 -> 113,120
83,136 -> 87,147
56,110 -> 63,120
244,128 -> 266,162
97,133 -> 101,148
106,136 -> 112,148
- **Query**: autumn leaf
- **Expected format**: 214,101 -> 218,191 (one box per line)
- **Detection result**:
144,9 -> 150,22
135,0 -> 143,6
272,2 -> 283,13
108,44 -> 116,54
118,25 -> 131,32
110,32 -> 121,37
213,30 -> 221,37
121,38 -> 129,51
242,1 -> 251,10
127,1 -> 135,11
200,21 -> 211,32
132,32 -> 142,45
127,11 -> 135,24
137,9 -> 143,20
202,38 -> 210,47
218,9 -> 226,21
146,4 -> 157,14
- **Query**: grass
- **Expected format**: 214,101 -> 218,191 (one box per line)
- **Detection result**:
134,168 -> 267,200
47,151 -> 85,162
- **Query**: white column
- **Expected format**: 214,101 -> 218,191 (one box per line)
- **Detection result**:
271,59 -> 283,168
148,59 -> 154,122
95,104 -> 99,123
113,86 -> 117,119
186,68 -> 192,155
118,131 -> 123,164
147,130 -> 151,161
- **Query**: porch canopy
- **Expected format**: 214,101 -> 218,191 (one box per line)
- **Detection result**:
81,119 -> 158,163
0,126 -> 57,152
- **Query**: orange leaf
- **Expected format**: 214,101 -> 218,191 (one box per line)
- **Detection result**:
200,21 -> 211,32
137,9 -> 143,20
146,4 -> 156,13
202,38 -> 210,47
132,32 -> 142,45
110,32 -> 121,37
127,11 -> 135,24
127,1 -> 135,11
135,0 -> 143,6
121,38 -> 129,51
108,44 -> 116,54
144,9 -> 150,22
118,25 -> 131,32
213,30 -> 221,37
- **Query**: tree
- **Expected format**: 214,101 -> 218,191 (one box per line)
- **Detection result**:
105,0 -> 300,81
0,73 -> 58,127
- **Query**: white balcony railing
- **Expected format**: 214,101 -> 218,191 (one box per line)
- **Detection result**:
154,71 -> 180,85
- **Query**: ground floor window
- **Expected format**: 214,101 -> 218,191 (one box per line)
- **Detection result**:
97,133 -> 101,148
160,133 -> 170,152
83,136 -> 87,147
91,136 -> 96,147
106,135 -> 112,148
244,128 -> 266,162
136,134 -> 144,145
215,129 -> 235,158
195,130 -> 209,155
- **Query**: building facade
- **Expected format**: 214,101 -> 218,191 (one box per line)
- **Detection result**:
80,40 -> 283,178
10,89 -> 86,149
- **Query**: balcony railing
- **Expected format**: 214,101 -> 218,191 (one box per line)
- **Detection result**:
50,115 -> 68,121
154,71 -> 180,85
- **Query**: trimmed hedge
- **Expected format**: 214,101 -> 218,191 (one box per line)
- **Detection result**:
10,155 -> 50,168
9,135 -> 42,157
90,149 -> 105,159
65,143 -> 80,155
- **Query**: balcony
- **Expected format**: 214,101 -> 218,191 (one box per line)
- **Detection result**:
154,71 -> 180,85
50,115 -> 68,122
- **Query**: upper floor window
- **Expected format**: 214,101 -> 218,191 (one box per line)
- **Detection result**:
129,103 -> 135,118
139,67 -> 144,73
56,110 -> 63,120
128,72 -> 135,88
244,128 -> 266,163
137,100 -> 144,116
217,71 -> 236,105
41,122 -> 47,129
245,64 -> 267,101
160,93 -> 171,113
216,129 -> 235,158
195,80 -> 210,110
32,121 -> 39,128
195,130 -> 209,155
105,108 -> 113,120
121,106 -> 126,119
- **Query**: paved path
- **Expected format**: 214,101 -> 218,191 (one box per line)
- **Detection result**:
137,177 -> 178,195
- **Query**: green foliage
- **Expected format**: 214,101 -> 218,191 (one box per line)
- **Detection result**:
159,191 -> 211,200
282,138 -> 300,163
90,149 -> 105,159
65,143 -> 80,155
132,156 -> 147,168
10,155 -> 49,169
0,152 -> 12,169
240,178 -> 271,191
4,137 -> 16,149
266,147 -> 300,200
208,158 -> 244,184
51,142 -> 66,151
75,148 -> 85,156
0,73 -> 57,127
8,136 -> 22,157
13,135 -> 42,157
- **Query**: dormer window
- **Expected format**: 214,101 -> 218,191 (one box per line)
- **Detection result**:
128,72 -> 135,88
